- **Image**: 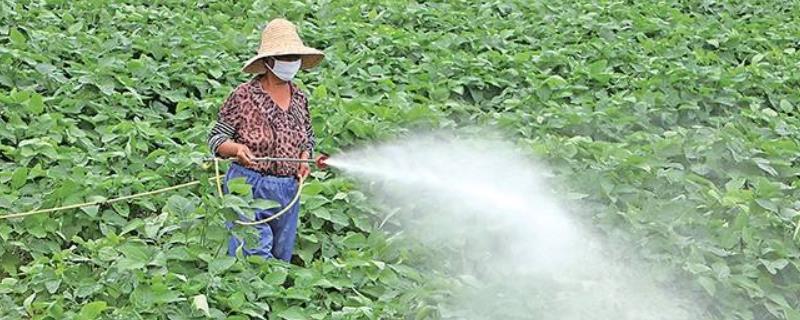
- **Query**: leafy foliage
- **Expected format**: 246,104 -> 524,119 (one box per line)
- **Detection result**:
1,0 -> 799,319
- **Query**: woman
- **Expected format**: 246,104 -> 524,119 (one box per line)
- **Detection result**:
207,18 -> 324,261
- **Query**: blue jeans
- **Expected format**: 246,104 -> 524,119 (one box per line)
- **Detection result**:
223,163 -> 300,261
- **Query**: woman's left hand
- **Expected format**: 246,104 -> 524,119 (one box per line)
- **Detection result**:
297,152 -> 311,180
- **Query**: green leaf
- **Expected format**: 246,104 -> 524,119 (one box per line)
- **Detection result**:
120,219 -> 144,235
311,207 -> 331,221
23,292 -> 35,314
780,99 -> 794,112
68,22 -> 84,33
209,256 -> 236,274
697,276 -> 716,296
785,307 -> 800,320
544,75 -> 567,89
760,259 -> 789,275
116,243 -> 153,270
192,294 -> 210,316
144,212 -> 168,239
329,211 -> 350,226
228,291 -> 245,310
367,65 -> 383,76
276,306 -> 307,320
9,28 -> 26,46
302,182 -> 324,196
27,93 -> 44,115
342,233 -> 366,249
165,195 -> 194,215
753,158 -> 778,176
228,177 -> 251,196
755,199 -> 778,214
77,301 -> 108,320
265,268 -> 288,286
80,205 -> 99,217
685,263 -> 711,274
10,167 -> 28,188
587,59 -> 610,82
251,198 -> 280,210
45,278 -> 61,293
112,202 -> 130,217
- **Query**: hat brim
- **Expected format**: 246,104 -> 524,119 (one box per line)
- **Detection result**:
241,47 -> 325,74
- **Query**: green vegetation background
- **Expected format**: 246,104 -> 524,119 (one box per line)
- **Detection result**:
1,0 -> 799,319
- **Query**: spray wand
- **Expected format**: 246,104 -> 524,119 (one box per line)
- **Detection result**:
201,154 -> 330,170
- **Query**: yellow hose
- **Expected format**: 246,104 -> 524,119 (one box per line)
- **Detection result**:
212,159 -> 307,226
1,160 -> 307,227
232,176 -> 305,226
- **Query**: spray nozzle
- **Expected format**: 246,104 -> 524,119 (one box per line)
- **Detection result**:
315,154 -> 329,170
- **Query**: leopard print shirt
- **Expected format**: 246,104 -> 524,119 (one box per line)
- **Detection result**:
207,75 -> 315,176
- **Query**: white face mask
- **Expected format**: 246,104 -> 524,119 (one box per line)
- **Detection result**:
265,58 -> 301,81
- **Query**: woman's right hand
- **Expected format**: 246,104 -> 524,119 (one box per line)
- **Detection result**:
234,144 -> 256,166
216,140 -> 255,166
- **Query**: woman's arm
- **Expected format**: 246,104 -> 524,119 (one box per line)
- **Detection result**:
208,121 -> 236,156
207,90 -> 255,166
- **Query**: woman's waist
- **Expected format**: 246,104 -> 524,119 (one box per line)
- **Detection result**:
230,162 -> 298,181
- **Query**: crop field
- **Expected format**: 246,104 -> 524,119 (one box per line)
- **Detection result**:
1,0 -> 800,319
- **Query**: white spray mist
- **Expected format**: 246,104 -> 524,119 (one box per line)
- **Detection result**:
326,131 -> 704,320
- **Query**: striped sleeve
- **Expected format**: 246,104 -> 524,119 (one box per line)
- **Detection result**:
207,89 -> 242,157
207,121 -> 236,156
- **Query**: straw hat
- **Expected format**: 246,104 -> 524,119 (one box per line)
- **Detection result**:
241,18 -> 325,74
